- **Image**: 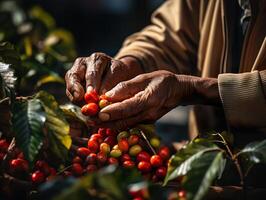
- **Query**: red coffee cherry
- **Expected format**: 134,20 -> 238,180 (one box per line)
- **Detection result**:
85,153 -> 97,165
86,164 -> 97,173
158,146 -> 170,160
87,140 -> 99,153
106,128 -> 116,137
104,136 -> 116,147
84,90 -> 99,103
72,156 -> 83,164
155,166 -> 167,178
71,163 -> 83,176
90,134 -> 103,143
0,139 -> 9,152
31,170 -> 45,184
10,158 -> 29,172
121,154 -> 131,162
118,139 -> 129,152
98,128 -> 106,137
128,135 -> 140,146
97,151 -> 107,164
123,160 -> 135,169
108,157 -> 119,165
150,155 -> 163,167
81,103 -> 99,116
138,161 -> 151,173
77,147 -> 91,158
136,151 -> 151,163
178,190 -> 186,199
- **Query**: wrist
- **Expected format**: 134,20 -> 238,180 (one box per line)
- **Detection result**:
192,77 -> 221,106
176,75 -> 221,106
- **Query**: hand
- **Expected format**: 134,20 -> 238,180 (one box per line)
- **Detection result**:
65,53 -> 143,102
94,70 -> 197,130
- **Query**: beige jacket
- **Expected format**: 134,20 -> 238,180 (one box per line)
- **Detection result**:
116,0 -> 266,143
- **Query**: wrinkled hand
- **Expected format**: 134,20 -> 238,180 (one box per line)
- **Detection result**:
65,53 -> 142,102
95,70 -> 196,130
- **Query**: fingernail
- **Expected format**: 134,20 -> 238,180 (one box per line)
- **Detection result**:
98,112 -> 110,121
87,86 -> 93,92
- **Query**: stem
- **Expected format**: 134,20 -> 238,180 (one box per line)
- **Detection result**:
217,133 -> 244,186
140,130 -> 157,155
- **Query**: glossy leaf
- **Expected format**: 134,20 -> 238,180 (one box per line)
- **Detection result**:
35,91 -> 71,160
183,151 -> 226,200
11,99 -> 46,164
237,139 -> 266,173
164,139 -> 220,185
60,103 -> 87,125
36,74 -> 65,88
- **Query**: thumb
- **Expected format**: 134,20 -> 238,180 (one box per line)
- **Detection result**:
105,75 -> 147,102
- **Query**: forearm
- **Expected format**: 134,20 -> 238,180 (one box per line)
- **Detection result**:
176,75 -> 222,106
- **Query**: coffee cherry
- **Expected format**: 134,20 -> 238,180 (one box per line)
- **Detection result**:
159,146 -> 170,160
150,155 -> 163,167
150,137 -> 160,148
10,158 -> 29,172
17,152 -> 24,159
110,149 -> 122,158
87,140 -> 99,153
90,134 -> 103,143
117,131 -> 129,141
108,157 -> 119,165
136,151 -> 151,163
85,153 -> 97,165
98,128 -> 106,137
0,139 -> 9,152
86,164 -> 97,173
99,94 -> 109,100
81,103 -> 99,116
72,156 -> 83,164
133,197 -> 144,200
104,136 -> 116,147
97,151 -> 107,164
138,161 -> 151,173
121,154 -> 131,162
123,160 -> 135,169
77,147 -> 91,158
113,144 -> 119,150
99,99 -> 110,109
178,190 -> 186,199
155,166 -> 167,178
72,163 -> 83,176
106,128 -> 116,136
100,143 -> 110,154
128,135 -> 139,146
129,145 -> 142,156
84,90 -> 99,103
31,170 -> 45,184
118,139 -> 129,152
35,160 -> 50,175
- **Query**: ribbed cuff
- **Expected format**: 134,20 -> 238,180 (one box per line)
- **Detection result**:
218,71 -> 266,128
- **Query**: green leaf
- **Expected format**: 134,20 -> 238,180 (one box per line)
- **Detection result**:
29,6 -> 55,29
183,151 -> 226,200
164,139 -> 219,185
237,139 -> 266,173
11,99 -> 46,164
34,91 -> 71,161
0,62 -> 16,100
60,103 -> 87,125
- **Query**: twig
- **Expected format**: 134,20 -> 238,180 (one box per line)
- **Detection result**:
140,130 -> 156,155
217,133 -> 244,186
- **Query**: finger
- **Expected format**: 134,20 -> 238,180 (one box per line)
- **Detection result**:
85,53 -> 110,92
105,75 -> 147,102
99,60 -> 130,94
65,58 -> 86,102
98,91 -> 146,122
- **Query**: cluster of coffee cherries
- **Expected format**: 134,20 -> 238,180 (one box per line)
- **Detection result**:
0,139 -> 57,186
81,90 -> 111,116
65,127 -> 171,182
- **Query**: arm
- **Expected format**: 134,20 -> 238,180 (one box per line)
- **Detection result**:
218,70 -> 266,128
116,0 -> 200,75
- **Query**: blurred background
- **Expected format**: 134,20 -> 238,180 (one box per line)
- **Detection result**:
1,0 -> 188,142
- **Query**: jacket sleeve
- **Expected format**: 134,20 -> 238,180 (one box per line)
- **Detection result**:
115,0 -> 200,75
218,70 -> 266,128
